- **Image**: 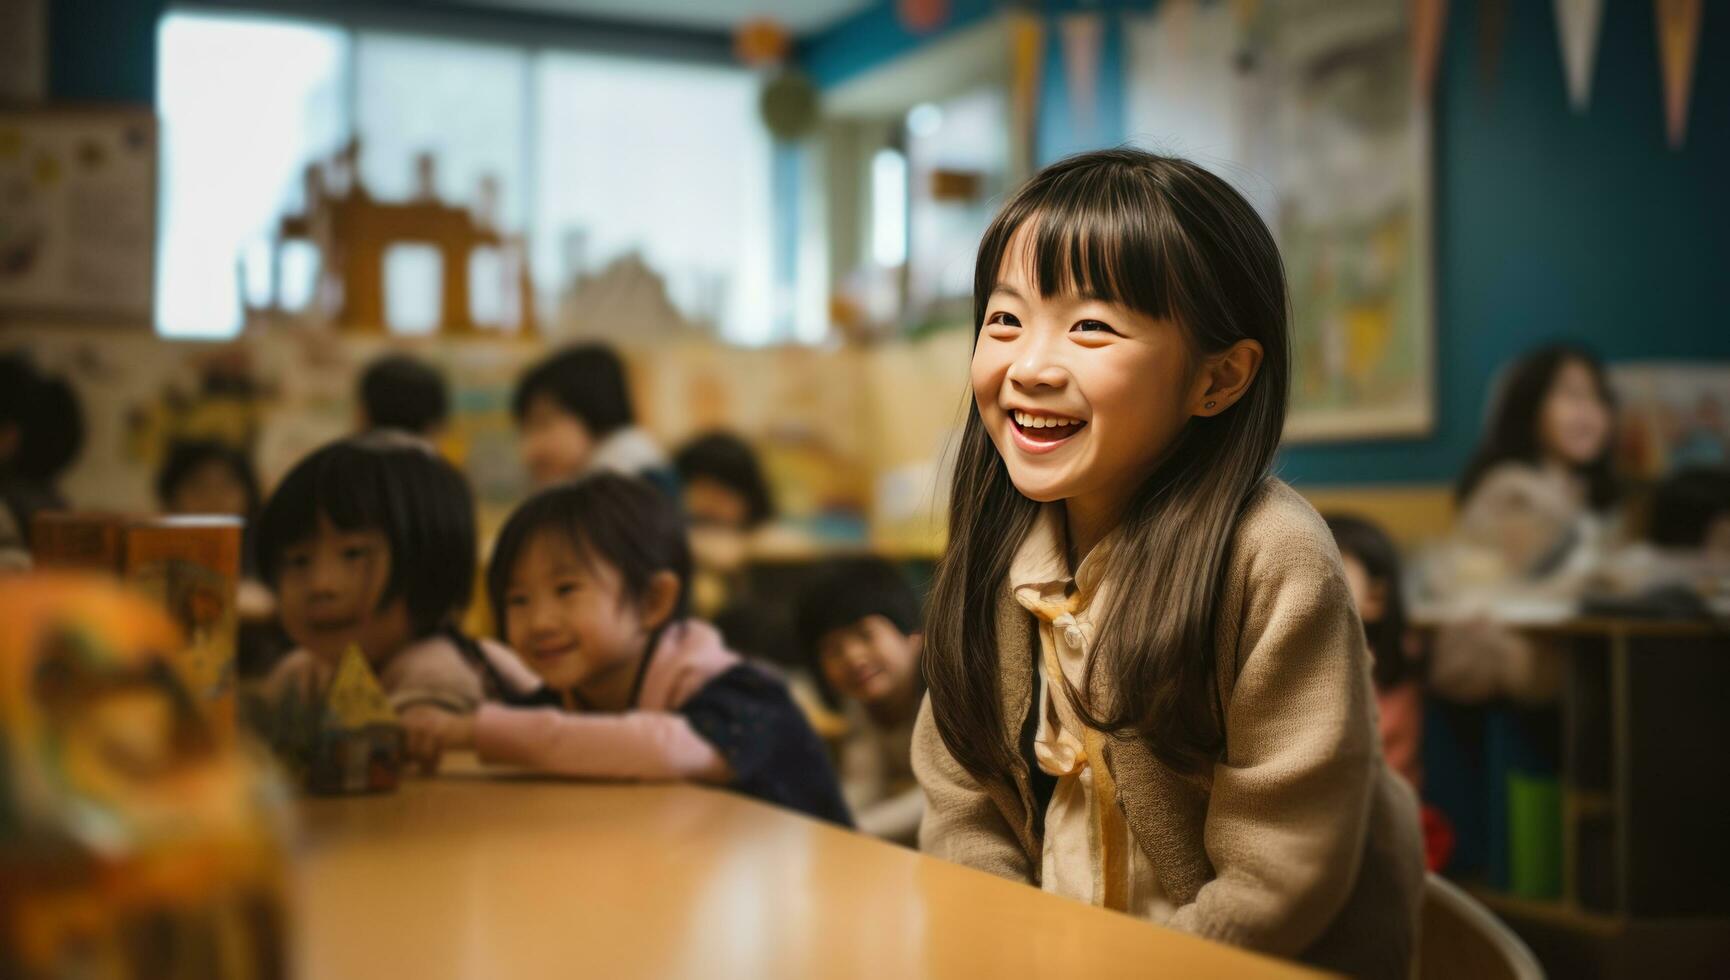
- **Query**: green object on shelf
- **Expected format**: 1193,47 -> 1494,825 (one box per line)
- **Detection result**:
1508,773 -> 1563,900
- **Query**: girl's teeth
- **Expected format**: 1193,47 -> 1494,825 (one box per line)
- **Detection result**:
1015,410 -> 1078,429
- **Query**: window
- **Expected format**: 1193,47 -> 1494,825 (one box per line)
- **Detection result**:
533,52 -> 773,345
155,13 -> 782,344
155,14 -> 347,337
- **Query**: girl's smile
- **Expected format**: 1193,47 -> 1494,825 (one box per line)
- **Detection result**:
1007,406 -> 1089,455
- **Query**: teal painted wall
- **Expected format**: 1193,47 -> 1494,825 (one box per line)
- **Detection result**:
49,0 -> 166,103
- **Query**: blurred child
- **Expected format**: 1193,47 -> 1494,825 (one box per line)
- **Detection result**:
357,353 -> 449,441
1328,514 -> 1457,873
512,344 -> 673,493
673,431 -> 775,617
1453,344 -> 1619,580
1429,345 -> 1621,703
0,351 -> 85,569
1324,515 -> 1424,788
794,558 -> 924,845
402,473 -> 852,826
156,439 -> 261,529
674,432 -> 775,532
157,439 -> 281,671
256,432 -> 531,719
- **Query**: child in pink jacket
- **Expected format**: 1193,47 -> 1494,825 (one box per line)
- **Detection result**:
405,473 -> 851,827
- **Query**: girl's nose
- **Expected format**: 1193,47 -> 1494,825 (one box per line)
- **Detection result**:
306,553 -> 344,599
526,597 -> 563,636
1006,331 -> 1068,390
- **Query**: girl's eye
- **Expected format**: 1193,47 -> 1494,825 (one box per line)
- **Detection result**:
341,546 -> 369,561
985,311 -> 1021,329
505,593 -> 528,608
555,580 -> 581,597
1073,319 -> 1118,335
284,553 -> 311,570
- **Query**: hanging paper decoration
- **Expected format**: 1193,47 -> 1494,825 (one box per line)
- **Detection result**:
1412,0 -> 1449,99
1167,0 -> 1197,62
1060,13 -> 1105,141
898,0 -> 949,35
1008,12 -> 1045,178
1554,0 -> 1606,111
1479,0 -> 1508,93
734,18 -> 791,67
1655,0 -> 1703,148
759,69 -> 819,140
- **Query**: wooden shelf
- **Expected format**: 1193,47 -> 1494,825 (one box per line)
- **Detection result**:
1467,885 -> 1626,938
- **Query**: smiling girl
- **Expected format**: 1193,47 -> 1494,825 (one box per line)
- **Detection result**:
914,149 -> 1424,975
402,473 -> 852,825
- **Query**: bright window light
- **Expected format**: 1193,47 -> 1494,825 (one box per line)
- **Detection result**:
871,147 -> 908,268
155,13 -> 348,337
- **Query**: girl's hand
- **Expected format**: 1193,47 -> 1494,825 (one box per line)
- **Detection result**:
400,706 -> 476,776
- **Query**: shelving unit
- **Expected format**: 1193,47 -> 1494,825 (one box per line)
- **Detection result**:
1424,618 -> 1730,978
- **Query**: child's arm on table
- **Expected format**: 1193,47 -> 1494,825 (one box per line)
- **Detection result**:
470,704 -> 733,782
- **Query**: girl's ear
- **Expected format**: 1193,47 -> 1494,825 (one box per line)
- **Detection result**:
1189,339 -> 1264,418
637,570 -> 682,633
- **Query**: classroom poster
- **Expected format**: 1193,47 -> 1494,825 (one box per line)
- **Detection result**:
1126,0 -> 1435,440
0,109 -> 157,320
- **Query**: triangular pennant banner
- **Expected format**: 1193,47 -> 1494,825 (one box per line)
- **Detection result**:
1167,0 -> 1196,63
1061,13 -> 1105,141
1009,12 -> 1045,177
1655,0 -> 1702,148
1412,0 -> 1449,99
1554,0 -> 1605,111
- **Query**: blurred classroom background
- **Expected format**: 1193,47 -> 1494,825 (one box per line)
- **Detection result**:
2,1 -> 1728,977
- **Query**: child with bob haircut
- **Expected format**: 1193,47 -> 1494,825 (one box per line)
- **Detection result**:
916,149 -> 1423,976
512,344 -> 673,493
257,432 -> 529,719
794,557 -> 925,844
403,473 -> 852,826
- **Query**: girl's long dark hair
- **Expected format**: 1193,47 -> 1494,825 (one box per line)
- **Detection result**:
1455,344 -> 1618,511
924,148 -> 1291,781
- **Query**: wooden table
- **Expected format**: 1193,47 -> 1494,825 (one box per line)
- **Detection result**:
292,764 -> 1318,979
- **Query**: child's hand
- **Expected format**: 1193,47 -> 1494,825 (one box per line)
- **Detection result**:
400,705 -> 475,776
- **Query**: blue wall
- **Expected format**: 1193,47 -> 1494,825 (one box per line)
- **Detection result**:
802,0 -> 1730,486
49,0 -> 166,103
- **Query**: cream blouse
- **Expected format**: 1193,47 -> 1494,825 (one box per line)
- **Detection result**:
1009,505 -> 1172,918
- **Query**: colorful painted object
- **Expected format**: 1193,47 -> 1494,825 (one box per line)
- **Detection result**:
306,646 -> 404,796
30,514 -> 243,735
0,574 -> 290,980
